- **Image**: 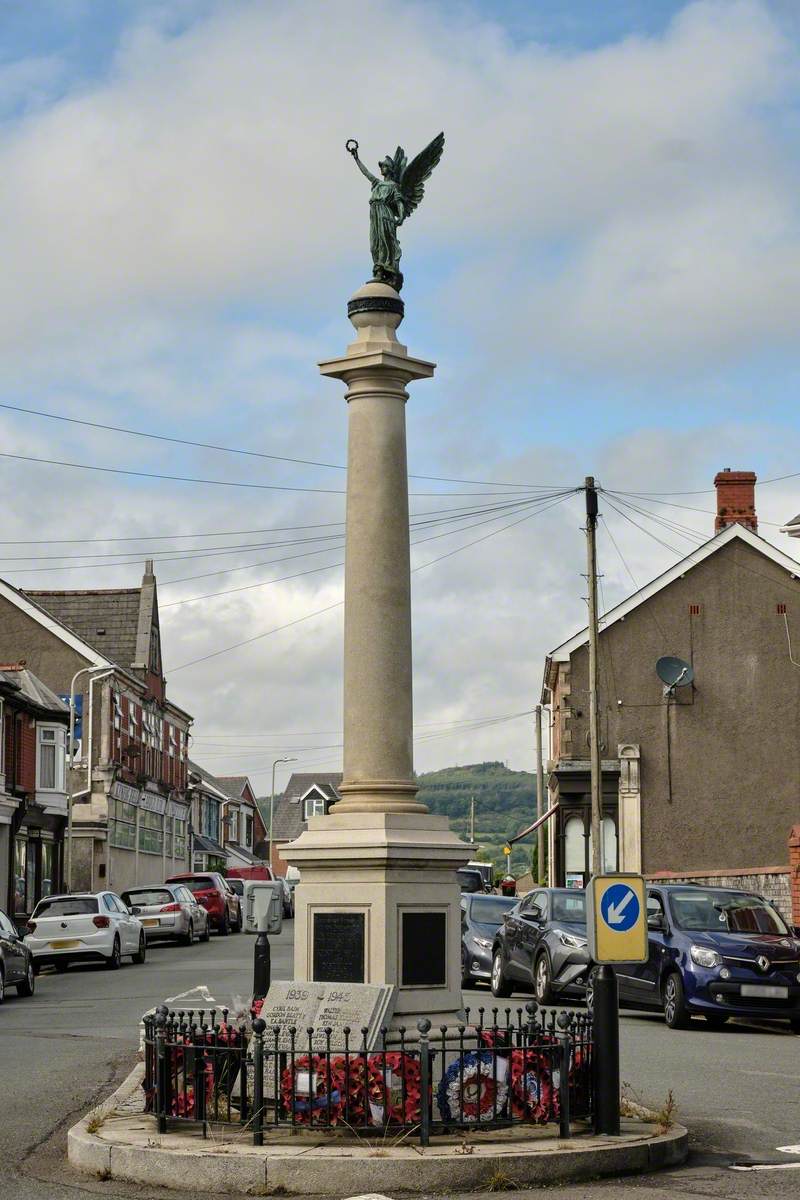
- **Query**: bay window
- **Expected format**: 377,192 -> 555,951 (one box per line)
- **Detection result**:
37,724 -> 66,792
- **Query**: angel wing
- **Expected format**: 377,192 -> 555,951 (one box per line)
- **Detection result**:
398,132 -> 445,219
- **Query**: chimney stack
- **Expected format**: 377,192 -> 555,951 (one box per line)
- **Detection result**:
714,468 -> 757,534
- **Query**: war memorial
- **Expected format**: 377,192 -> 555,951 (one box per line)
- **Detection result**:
67,134 -> 687,1195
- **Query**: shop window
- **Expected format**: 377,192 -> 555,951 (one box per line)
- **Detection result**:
110,799 -> 137,849
37,725 -> 66,792
138,808 -> 164,854
174,817 -> 186,860
564,817 -> 585,874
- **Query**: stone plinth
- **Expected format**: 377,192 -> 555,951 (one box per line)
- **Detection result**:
287,811 -> 469,1028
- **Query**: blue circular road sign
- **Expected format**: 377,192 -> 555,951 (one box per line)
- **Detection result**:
600,883 -> 640,932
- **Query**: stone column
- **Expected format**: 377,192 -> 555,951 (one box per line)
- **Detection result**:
285,282 -> 471,1029
319,282 -> 431,814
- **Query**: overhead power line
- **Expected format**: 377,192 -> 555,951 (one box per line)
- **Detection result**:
0,400 -> 565,491
168,490 -> 576,671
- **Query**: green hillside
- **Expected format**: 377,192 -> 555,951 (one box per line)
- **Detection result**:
415,761 -> 541,877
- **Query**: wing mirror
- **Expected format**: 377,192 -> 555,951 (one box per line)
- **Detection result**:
129,905 -> 141,916
647,912 -> 666,932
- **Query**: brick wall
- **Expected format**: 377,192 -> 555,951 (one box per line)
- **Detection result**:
790,825 -> 800,926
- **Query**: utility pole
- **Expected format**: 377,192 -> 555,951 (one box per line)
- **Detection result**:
469,795 -> 475,844
535,705 -> 545,885
585,476 -> 603,879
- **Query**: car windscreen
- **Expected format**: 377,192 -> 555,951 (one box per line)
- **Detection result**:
551,893 -> 587,924
669,890 -> 790,935
180,877 -> 216,894
34,896 -> 98,917
457,870 -> 483,892
123,889 -> 174,907
469,897 -> 517,925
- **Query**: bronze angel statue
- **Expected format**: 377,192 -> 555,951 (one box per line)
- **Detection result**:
346,132 -> 445,291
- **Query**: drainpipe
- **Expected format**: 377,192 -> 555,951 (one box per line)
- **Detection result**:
66,665 -> 111,892
87,671 -> 114,890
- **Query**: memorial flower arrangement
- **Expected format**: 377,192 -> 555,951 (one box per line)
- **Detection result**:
508,1049 -> 556,1122
366,1052 -> 422,1125
437,1051 -> 509,1124
280,1054 -> 344,1124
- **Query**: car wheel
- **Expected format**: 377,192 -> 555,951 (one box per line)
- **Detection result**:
585,967 -> 598,1015
704,1013 -> 729,1028
0,966 -> 5,1005
17,960 -> 35,997
232,904 -> 242,933
461,948 -> 472,988
107,936 -> 122,970
132,933 -> 146,965
182,921 -> 194,947
534,952 -> 554,1005
491,951 -> 512,998
200,919 -> 211,943
218,911 -> 230,936
662,971 -> 690,1029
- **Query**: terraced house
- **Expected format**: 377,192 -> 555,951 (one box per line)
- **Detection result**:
0,562 -> 192,894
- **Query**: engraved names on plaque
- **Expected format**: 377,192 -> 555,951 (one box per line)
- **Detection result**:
312,911 -> 365,983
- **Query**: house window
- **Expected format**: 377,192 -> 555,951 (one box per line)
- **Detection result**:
244,813 -> 253,849
201,797 -> 219,841
37,725 -> 66,792
304,795 -> 326,820
228,807 -> 239,842
110,799 -> 136,849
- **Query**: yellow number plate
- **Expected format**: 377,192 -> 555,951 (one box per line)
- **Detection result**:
50,939 -> 79,949
142,919 -> 159,927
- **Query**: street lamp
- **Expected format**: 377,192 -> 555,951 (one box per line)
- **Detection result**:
269,757 -> 297,871
66,665 -> 113,892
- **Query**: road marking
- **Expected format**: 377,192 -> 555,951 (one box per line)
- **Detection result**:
777,1145 -> 800,1154
730,1162 -> 800,1172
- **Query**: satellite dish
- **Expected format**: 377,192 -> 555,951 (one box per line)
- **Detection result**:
656,656 -> 694,696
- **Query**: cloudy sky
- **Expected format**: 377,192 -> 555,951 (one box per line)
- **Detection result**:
1,0 -> 799,796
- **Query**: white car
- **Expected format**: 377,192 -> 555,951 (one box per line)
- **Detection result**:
24,891 -> 146,972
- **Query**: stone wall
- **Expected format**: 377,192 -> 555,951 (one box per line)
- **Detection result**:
646,866 -> 792,923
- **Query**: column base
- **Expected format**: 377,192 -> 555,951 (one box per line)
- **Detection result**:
334,778 -> 427,815
284,811 -> 472,1031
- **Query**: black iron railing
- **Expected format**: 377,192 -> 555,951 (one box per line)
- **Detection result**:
142,1002 -> 593,1147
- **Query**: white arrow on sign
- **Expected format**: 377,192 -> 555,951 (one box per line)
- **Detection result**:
607,889 -> 635,925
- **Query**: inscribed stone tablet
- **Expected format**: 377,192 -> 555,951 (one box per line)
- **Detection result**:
255,981 -> 323,1051
401,911 -> 447,986
313,912 -> 365,983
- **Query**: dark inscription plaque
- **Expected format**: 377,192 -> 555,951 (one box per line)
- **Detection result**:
402,911 -> 447,986
313,912 -> 365,983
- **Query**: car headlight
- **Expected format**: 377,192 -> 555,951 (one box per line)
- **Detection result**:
558,930 -> 588,949
473,937 -> 494,950
690,944 -> 722,969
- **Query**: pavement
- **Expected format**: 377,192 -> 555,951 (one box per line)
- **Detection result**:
0,925 -> 798,1199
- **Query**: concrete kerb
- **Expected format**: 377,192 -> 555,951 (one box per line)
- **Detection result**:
68,1063 -> 688,1195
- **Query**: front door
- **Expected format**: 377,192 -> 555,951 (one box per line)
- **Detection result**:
617,891 -> 667,1008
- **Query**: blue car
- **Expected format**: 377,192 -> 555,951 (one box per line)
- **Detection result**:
614,885 -> 800,1032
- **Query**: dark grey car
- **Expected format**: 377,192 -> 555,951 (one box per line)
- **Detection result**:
461,894 -> 519,986
491,888 -> 590,1002
0,907 -> 35,1001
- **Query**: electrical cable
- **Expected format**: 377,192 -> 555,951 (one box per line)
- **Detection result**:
0,448 -> 553,498
0,399 -> 568,490
168,489 -> 576,671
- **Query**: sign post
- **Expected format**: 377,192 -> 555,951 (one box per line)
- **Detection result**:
586,873 -> 648,1136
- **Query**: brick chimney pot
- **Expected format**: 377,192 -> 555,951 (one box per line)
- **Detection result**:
714,468 -> 757,534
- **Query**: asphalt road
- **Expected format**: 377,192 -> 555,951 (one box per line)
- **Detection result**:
0,928 -> 797,1200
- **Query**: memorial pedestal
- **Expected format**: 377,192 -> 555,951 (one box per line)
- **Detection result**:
287,811 -> 469,1029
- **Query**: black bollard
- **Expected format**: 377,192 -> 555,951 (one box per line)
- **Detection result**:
592,964 -> 620,1135
253,914 -> 271,1001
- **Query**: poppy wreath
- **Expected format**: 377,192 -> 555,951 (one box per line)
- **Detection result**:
367,1052 -> 422,1125
280,1054 -> 343,1125
328,1054 -> 371,1126
437,1051 -> 509,1124
508,1048 -> 557,1122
